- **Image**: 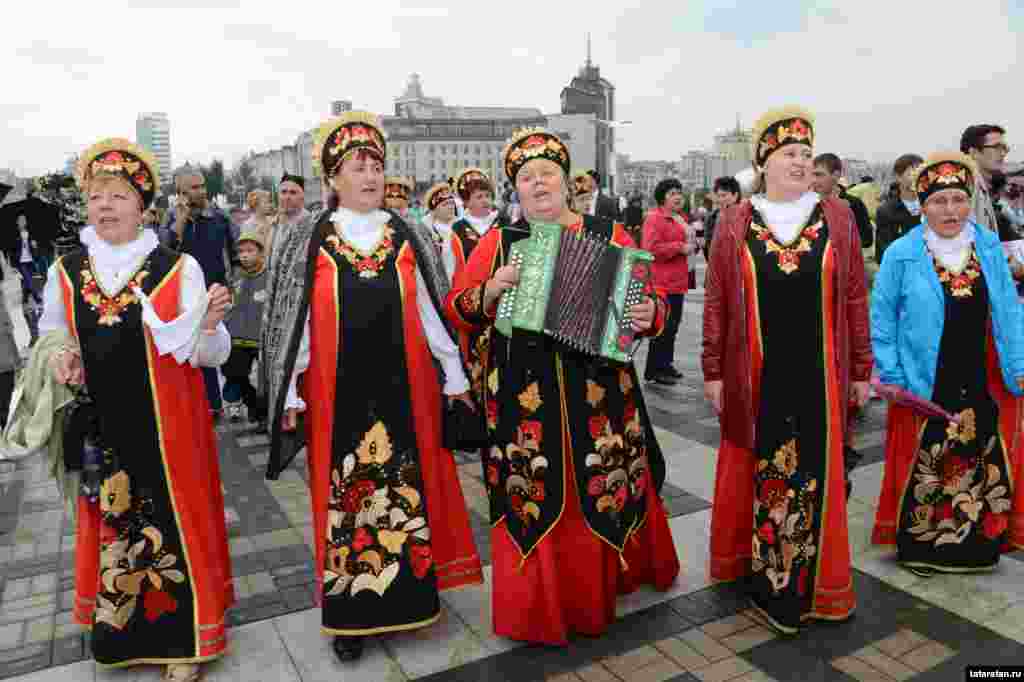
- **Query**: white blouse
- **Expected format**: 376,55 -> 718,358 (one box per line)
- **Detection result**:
465,211 -> 497,237
925,222 -> 976,271
751,192 -> 820,244
284,208 -> 469,411
39,226 -> 231,367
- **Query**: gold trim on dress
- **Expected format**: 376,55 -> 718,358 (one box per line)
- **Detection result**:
322,611 -> 440,637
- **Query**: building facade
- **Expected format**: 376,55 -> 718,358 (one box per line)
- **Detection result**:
136,112 -> 172,183
616,155 -> 677,201
379,74 -> 546,194
559,37 -> 617,192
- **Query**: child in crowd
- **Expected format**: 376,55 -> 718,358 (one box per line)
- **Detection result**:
222,231 -> 268,427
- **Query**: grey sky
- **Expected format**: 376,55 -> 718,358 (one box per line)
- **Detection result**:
3,0 -> 1020,178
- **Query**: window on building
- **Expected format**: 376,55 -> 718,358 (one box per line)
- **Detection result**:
474,145 -> 480,155
429,145 -> 435,155
430,160 -> 435,169
464,145 -> 470,155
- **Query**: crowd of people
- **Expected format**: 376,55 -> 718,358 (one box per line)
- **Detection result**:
0,106 -> 1021,679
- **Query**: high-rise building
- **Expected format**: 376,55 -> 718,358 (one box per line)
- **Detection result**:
331,100 -> 353,116
559,34 -> 617,191
136,112 -> 172,185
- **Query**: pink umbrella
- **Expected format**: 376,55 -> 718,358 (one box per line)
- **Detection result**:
870,378 -> 961,423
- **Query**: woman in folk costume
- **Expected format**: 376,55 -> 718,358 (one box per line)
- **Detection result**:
261,112 -> 482,663
448,168 -> 500,279
42,139 -> 234,681
383,176 -> 414,220
702,106 -> 872,635
871,153 -> 1024,576
444,127 -> 679,645
423,182 -> 458,276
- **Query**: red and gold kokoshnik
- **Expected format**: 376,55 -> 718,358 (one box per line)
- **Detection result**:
312,111 -> 387,178
751,106 -> 815,169
76,138 -> 159,208
914,152 -> 977,204
455,168 -> 492,201
424,183 -> 455,212
502,127 -> 571,183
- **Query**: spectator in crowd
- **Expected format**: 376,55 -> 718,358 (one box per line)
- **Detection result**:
163,167 -> 240,418
812,153 -> 874,249
272,173 -> 309,264
223,230 -> 269,427
704,176 -> 741,262
961,124 -> 1008,232
623,194 -> 645,243
642,178 -> 691,385
10,215 -> 42,307
875,154 -> 924,264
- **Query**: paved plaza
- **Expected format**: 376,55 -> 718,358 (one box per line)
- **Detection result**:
2,265 -> 1024,681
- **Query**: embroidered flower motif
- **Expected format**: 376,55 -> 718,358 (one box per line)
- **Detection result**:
100,470 -> 132,518
356,421 -> 393,465
749,221 -> 822,275
325,226 -> 395,279
80,262 -> 149,326
142,588 -> 178,623
982,512 -> 1008,539
933,250 -> 981,298
586,380 -> 606,407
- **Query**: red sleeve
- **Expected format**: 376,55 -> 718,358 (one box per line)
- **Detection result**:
702,206 -> 744,381
641,212 -> 684,261
444,228 -> 502,332
613,223 -> 667,338
844,210 -> 873,382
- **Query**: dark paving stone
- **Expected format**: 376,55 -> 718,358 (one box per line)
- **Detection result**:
662,493 -> 711,518
279,585 -> 315,611
273,569 -> 316,590
665,675 -> 701,682
51,634 -> 86,666
0,553 -> 60,580
228,599 -> 290,626
418,603 -> 691,682
0,643 -> 51,681
230,553 -> 268,577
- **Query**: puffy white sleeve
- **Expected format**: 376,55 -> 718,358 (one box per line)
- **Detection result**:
38,262 -> 68,336
441,237 -> 456,284
416,269 -> 469,395
284,317 -> 310,411
133,254 -> 231,367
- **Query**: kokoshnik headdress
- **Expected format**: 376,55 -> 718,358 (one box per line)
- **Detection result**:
312,111 -> 386,178
751,106 -> 815,170
76,138 -> 159,208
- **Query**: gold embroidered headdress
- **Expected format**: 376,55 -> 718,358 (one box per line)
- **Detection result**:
312,111 -> 386,179
384,176 -> 414,201
424,183 -> 455,212
76,138 -> 159,208
751,106 -> 815,169
455,167 -> 493,201
502,127 -> 571,183
914,152 -> 977,203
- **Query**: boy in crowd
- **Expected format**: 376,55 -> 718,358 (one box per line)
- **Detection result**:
222,231 -> 269,427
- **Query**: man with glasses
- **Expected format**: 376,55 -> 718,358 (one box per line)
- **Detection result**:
960,124 -> 1009,232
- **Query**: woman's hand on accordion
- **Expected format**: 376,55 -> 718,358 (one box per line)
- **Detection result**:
484,265 -> 520,309
628,297 -> 656,332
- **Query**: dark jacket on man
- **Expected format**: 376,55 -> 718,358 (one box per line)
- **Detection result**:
874,197 -> 920,264
839,188 -> 873,250
162,206 -> 239,287
593,192 -> 621,222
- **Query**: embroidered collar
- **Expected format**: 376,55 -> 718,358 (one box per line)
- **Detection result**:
465,211 -> 497,236
750,192 -> 820,245
330,208 -> 392,251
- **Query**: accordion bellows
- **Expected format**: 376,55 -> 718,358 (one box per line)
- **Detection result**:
496,223 -> 653,363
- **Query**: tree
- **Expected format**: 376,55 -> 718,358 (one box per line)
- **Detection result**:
205,159 -> 226,199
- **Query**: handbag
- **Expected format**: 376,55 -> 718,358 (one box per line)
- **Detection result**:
62,388 -> 99,472
443,396 -> 489,452
688,268 -> 697,290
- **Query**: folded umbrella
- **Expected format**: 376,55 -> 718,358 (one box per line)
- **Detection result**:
870,378 -> 960,423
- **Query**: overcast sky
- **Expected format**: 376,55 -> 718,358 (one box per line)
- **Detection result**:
3,0 -> 1021,178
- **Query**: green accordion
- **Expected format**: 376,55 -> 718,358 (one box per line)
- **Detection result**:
495,222 -> 654,364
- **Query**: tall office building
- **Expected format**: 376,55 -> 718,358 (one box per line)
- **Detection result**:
136,112 -> 172,185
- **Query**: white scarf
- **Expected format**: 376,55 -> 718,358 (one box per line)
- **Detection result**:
924,221 -> 975,271
751,192 -> 820,244
330,208 -> 391,252
465,211 -> 497,236
79,225 -> 158,294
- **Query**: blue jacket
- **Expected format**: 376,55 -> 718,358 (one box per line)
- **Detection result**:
871,221 -> 1024,400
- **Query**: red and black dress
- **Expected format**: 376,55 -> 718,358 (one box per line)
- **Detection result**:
62,246 -> 233,667
873,249 -> 1021,572
297,218 -> 482,635
445,214 -> 679,646
737,204 -> 853,633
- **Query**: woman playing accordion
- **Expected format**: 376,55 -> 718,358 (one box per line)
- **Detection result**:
444,127 -> 680,645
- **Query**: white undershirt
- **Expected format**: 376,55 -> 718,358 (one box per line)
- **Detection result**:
465,211 -> 497,236
751,192 -> 820,244
39,226 -> 231,367
19,230 -> 32,263
284,207 -> 469,410
924,221 -> 975,271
